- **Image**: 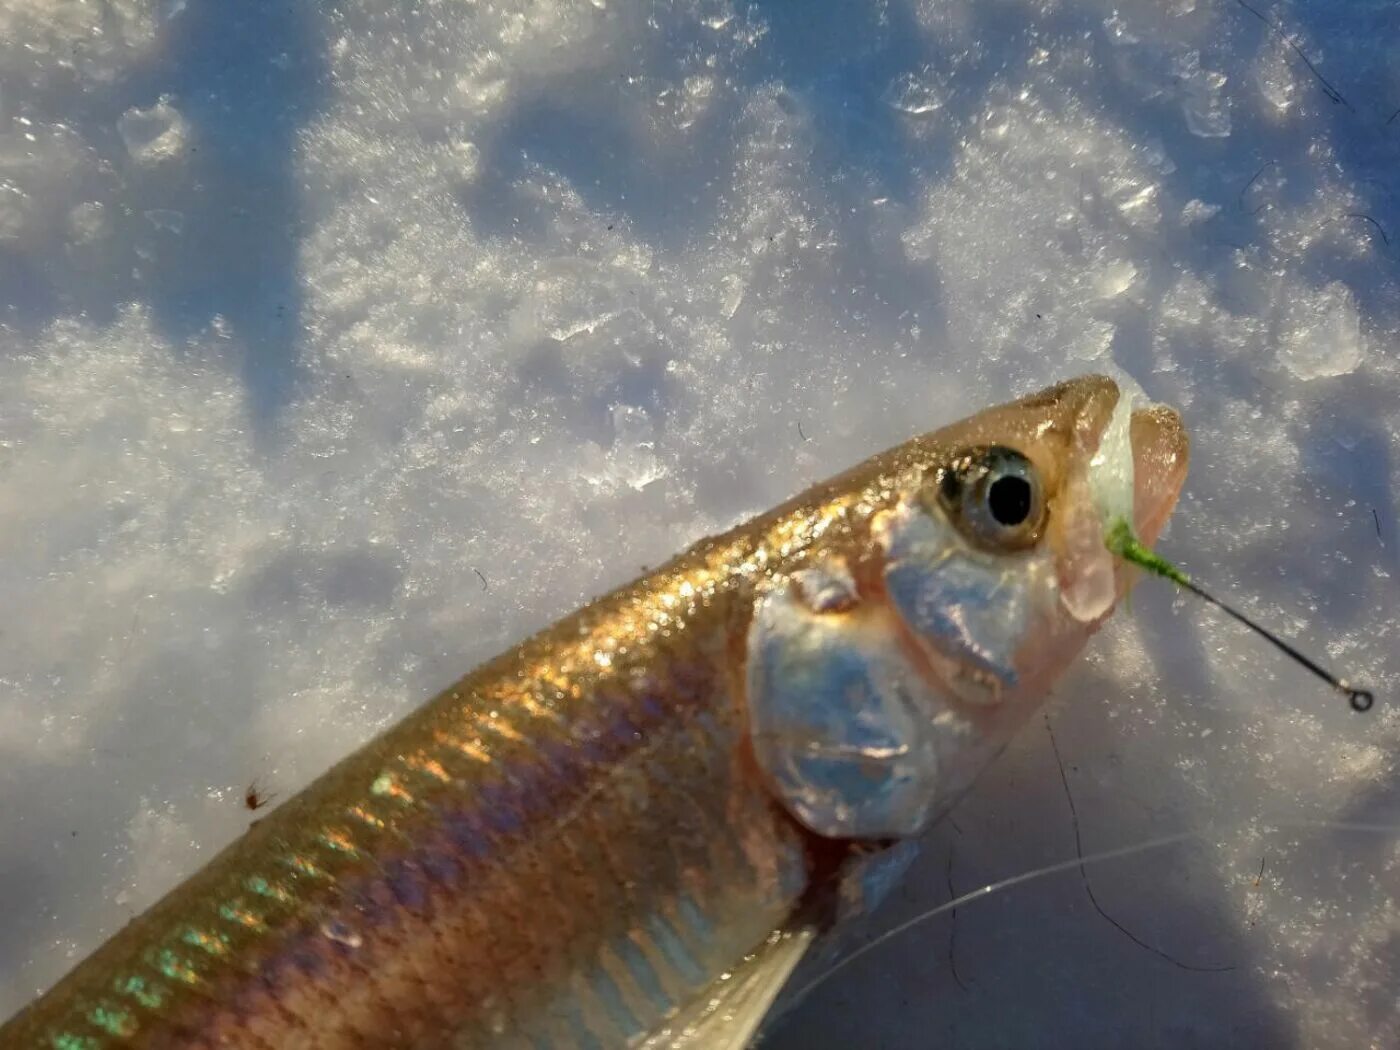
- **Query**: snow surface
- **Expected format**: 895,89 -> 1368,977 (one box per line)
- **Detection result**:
1,0 -> 1397,1045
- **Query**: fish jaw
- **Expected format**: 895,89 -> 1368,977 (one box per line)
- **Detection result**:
745,376 -> 1190,841
1130,402 -> 1190,546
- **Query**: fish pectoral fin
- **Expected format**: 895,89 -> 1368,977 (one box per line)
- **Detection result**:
636,925 -> 816,1050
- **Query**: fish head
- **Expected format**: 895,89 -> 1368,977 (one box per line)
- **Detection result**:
746,375 -> 1189,839
873,374 -> 1189,710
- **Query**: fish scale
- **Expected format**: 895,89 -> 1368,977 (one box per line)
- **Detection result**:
5,526 -> 821,1048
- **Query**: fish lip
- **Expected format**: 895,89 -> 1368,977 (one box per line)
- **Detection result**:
1059,375 -> 1189,545
1129,402 -> 1190,545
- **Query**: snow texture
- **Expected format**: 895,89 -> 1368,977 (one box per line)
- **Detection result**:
1,0 -> 1398,1045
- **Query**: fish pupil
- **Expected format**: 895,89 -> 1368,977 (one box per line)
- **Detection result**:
987,475 -> 1031,526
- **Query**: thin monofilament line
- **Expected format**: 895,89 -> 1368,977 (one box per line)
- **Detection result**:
788,818 -> 1400,1008
788,830 -> 1201,1007
1044,714 -> 1233,973
1105,519 -> 1374,712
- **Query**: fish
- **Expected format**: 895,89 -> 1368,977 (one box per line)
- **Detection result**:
0,374 -> 1188,1050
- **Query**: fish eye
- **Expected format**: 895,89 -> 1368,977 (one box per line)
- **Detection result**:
933,445 -> 1046,551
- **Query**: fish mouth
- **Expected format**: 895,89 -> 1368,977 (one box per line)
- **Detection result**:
1129,402 -> 1189,545
979,372 -> 1189,557
1055,375 -> 1189,546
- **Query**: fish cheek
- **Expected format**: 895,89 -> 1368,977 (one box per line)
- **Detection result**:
873,501 -> 1043,705
744,559 -> 947,840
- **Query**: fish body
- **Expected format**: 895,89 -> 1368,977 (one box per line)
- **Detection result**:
1,376 -> 1188,1049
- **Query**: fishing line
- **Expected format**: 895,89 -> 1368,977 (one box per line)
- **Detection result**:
1045,714 -> 1234,973
1106,519 -> 1375,712
790,818 -> 1400,1007
944,849 -> 969,992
